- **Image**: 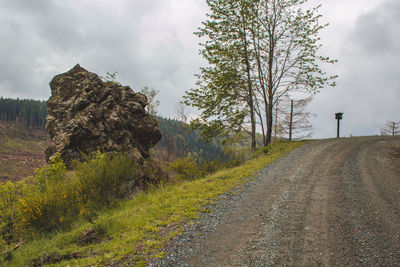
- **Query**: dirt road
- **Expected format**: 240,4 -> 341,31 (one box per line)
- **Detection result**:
150,136 -> 400,266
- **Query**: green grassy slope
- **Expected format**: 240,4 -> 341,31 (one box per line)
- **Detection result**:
6,140 -> 305,266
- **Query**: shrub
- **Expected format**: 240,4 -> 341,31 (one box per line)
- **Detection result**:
199,158 -> 225,177
73,152 -> 140,213
0,180 -> 26,250
17,152 -> 141,232
226,150 -> 247,167
18,180 -> 78,232
35,153 -> 67,192
18,154 -> 78,232
141,158 -> 169,186
167,156 -> 201,181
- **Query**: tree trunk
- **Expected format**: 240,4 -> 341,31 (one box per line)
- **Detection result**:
289,100 -> 293,141
274,99 -> 278,142
265,16 -> 276,146
249,95 -> 256,152
241,11 -> 256,153
266,97 -> 274,145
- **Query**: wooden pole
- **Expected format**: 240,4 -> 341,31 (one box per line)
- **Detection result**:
289,100 -> 293,141
274,100 -> 278,142
393,122 -> 395,136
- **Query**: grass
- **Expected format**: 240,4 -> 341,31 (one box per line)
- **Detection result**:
6,140 -> 305,266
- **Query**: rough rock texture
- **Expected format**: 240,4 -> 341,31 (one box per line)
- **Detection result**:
45,64 -> 161,166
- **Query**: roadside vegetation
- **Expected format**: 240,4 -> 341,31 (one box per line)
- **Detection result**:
0,140 -> 304,266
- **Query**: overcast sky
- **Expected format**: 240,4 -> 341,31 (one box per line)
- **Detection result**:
0,0 -> 399,138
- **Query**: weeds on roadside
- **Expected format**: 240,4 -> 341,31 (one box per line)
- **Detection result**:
0,151 -> 142,248
167,143 -> 258,181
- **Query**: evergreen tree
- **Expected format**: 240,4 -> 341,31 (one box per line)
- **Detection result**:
0,98 -> 47,128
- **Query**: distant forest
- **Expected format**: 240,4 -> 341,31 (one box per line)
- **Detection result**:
156,117 -> 226,162
0,97 -> 226,162
0,97 -> 47,128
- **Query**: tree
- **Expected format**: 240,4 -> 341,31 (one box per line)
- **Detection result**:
276,95 -> 315,140
380,121 -> 400,136
184,0 -> 258,151
175,102 -> 188,157
185,0 -> 336,149
252,0 -> 337,144
140,86 -> 160,116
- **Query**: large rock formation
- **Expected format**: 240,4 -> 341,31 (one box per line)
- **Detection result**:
45,64 -> 162,166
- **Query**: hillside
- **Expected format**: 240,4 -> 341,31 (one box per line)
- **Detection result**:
154,117 -> 226,162
1,140 -> 304,266
0,122 -> 47,182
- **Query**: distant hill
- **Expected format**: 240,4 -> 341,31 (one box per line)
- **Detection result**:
154,117 -> 227,162
0,98 -> 49,181
0,122 -> 47,182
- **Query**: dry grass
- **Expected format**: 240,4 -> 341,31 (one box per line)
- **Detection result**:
0,122 -> 46,182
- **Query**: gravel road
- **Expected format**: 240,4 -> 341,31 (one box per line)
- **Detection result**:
149,136 -> 400,266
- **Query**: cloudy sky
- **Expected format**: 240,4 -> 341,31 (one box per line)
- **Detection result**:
0,0 -> 399,138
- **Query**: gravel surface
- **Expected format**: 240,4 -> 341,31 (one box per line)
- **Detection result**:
148,136 -> 400,266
